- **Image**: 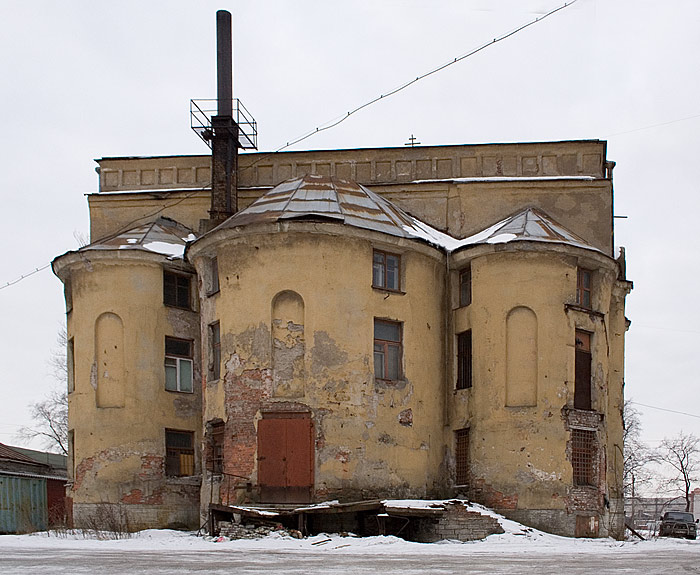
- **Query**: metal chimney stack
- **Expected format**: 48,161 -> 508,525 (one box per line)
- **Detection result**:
209,9 -> 238,224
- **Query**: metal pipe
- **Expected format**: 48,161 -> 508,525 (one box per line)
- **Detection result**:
216,10 -> 233,117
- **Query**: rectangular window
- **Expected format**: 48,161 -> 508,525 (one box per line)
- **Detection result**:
372,250 -> 401,291
208,257 -> 220,296
574,330 -> 592,410
459,267 -> 472,307
67,337 -> 75,393
165,429 -> 195,477
208,322 -> 221,381
576,268 -> 592,309
208,421 -> 225,474
455,428 -> 470,486
374,319 -> 402,381
165,337 -> 193,393
457,330 -> 472,390
571,428 -> 596,486
163,271 -> 191,309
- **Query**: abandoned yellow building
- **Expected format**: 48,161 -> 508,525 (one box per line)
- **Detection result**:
50,10 -> 631,540
52,137 -> 632,538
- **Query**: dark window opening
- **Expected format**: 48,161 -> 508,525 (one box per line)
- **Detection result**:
576,268 -> 592,309
457,330 -> 472,390
455,428 -> 470,486
67,337 -> 75,393
373,250 -> 401,291
374,319 -> 402,381
164,271 -> 191,309
574,330 -> 592,410
571,428 -> 596,486
165,337 -> 193,393
208,322 -> 221,381
165,429 -> 195,476
208,257 -> 220,296
459,267 -> 472,307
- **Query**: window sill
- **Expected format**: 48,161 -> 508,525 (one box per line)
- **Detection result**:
165,475 -> 201,486
375,377 -> 406,386
206,378 -> 221,386
164,303 -> 194,312
206,289 -> 220,298
372,286 -> 405,295
165,388 -> 194,394
564,304 -> 604,318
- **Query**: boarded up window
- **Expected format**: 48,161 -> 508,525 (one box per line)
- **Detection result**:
506,307 -> 538,407
207,421 -> 224,474
575,330 -> 592,410
571,428 -> 596,486
456,330 -> 472,390
166,430 -> 195,477
455,428 -> 469,486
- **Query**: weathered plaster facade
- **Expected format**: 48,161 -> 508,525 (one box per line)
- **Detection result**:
53,140 -> 631,537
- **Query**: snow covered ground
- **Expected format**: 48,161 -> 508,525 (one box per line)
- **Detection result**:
1,508 -> 699,574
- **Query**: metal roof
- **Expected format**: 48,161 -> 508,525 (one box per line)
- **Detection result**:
82,217 -> 196,259
456,207 -> 597,252
212,175 -> 451,245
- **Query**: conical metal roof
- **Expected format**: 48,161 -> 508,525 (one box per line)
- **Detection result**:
213,175 -> 455,246
82,217 -> 196,259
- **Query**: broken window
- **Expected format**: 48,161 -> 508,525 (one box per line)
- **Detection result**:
208,322 -> 221,382
576,268 -> 592,309
455,428 -> 470,486
571,428 -> 596,486
456,330 -> 472,390
163,271 -> 191,309
208,257 -> 220,296
574,330 -> 592,410
372,250 -> 401,291
67,337 -> 75,393
165,429 -> 195,476
207,421 -> 224,474
165,337 -> 193,393
459,266 -> 472,307
374,319 -> 402,381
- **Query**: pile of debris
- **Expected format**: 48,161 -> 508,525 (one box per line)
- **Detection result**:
216,521 -> 303,540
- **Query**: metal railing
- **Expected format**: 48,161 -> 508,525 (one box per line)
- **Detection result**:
190,99 -> 258,150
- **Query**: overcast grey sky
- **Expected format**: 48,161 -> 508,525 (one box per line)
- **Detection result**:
1,1 -> 698,467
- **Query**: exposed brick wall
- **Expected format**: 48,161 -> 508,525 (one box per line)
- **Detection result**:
413,503 -> 504,542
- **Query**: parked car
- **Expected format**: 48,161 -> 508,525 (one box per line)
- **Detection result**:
659,511 -> 698,540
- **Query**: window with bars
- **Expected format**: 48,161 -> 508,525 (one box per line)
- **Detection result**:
165,337 -> 193,393
374,319 -> 402,381
455,428 -> 470,486
456,330 -> 472,390
372,250 -> 401,291
459,267 -> 472,307
163,271 -> 191,309
571,428 -> 596,486
165,429 -> 195,476
208,421 -> 224,474
576,268 -> 592,309
208,322 -> 221,381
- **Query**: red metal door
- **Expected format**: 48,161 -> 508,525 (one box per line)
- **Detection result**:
258,412 -> 314,503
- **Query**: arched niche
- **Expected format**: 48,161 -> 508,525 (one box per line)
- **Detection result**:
505,306 -> 538,407
95,312 -> 126,408
271,291 -> 305,398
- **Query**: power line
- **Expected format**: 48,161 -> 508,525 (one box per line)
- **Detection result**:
0,264 -> 51,291
631,401 -> 700,421
607,113 -> 700,138
273,0 -> 578,153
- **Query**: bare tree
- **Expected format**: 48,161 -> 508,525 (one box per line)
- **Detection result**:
655,431 -> 700,512
18,326 -> 69,455
622,400 -> 653,497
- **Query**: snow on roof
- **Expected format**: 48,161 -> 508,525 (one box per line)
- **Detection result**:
82,217 -> 197,259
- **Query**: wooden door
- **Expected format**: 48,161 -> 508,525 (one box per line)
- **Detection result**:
258,412 -> 314,503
